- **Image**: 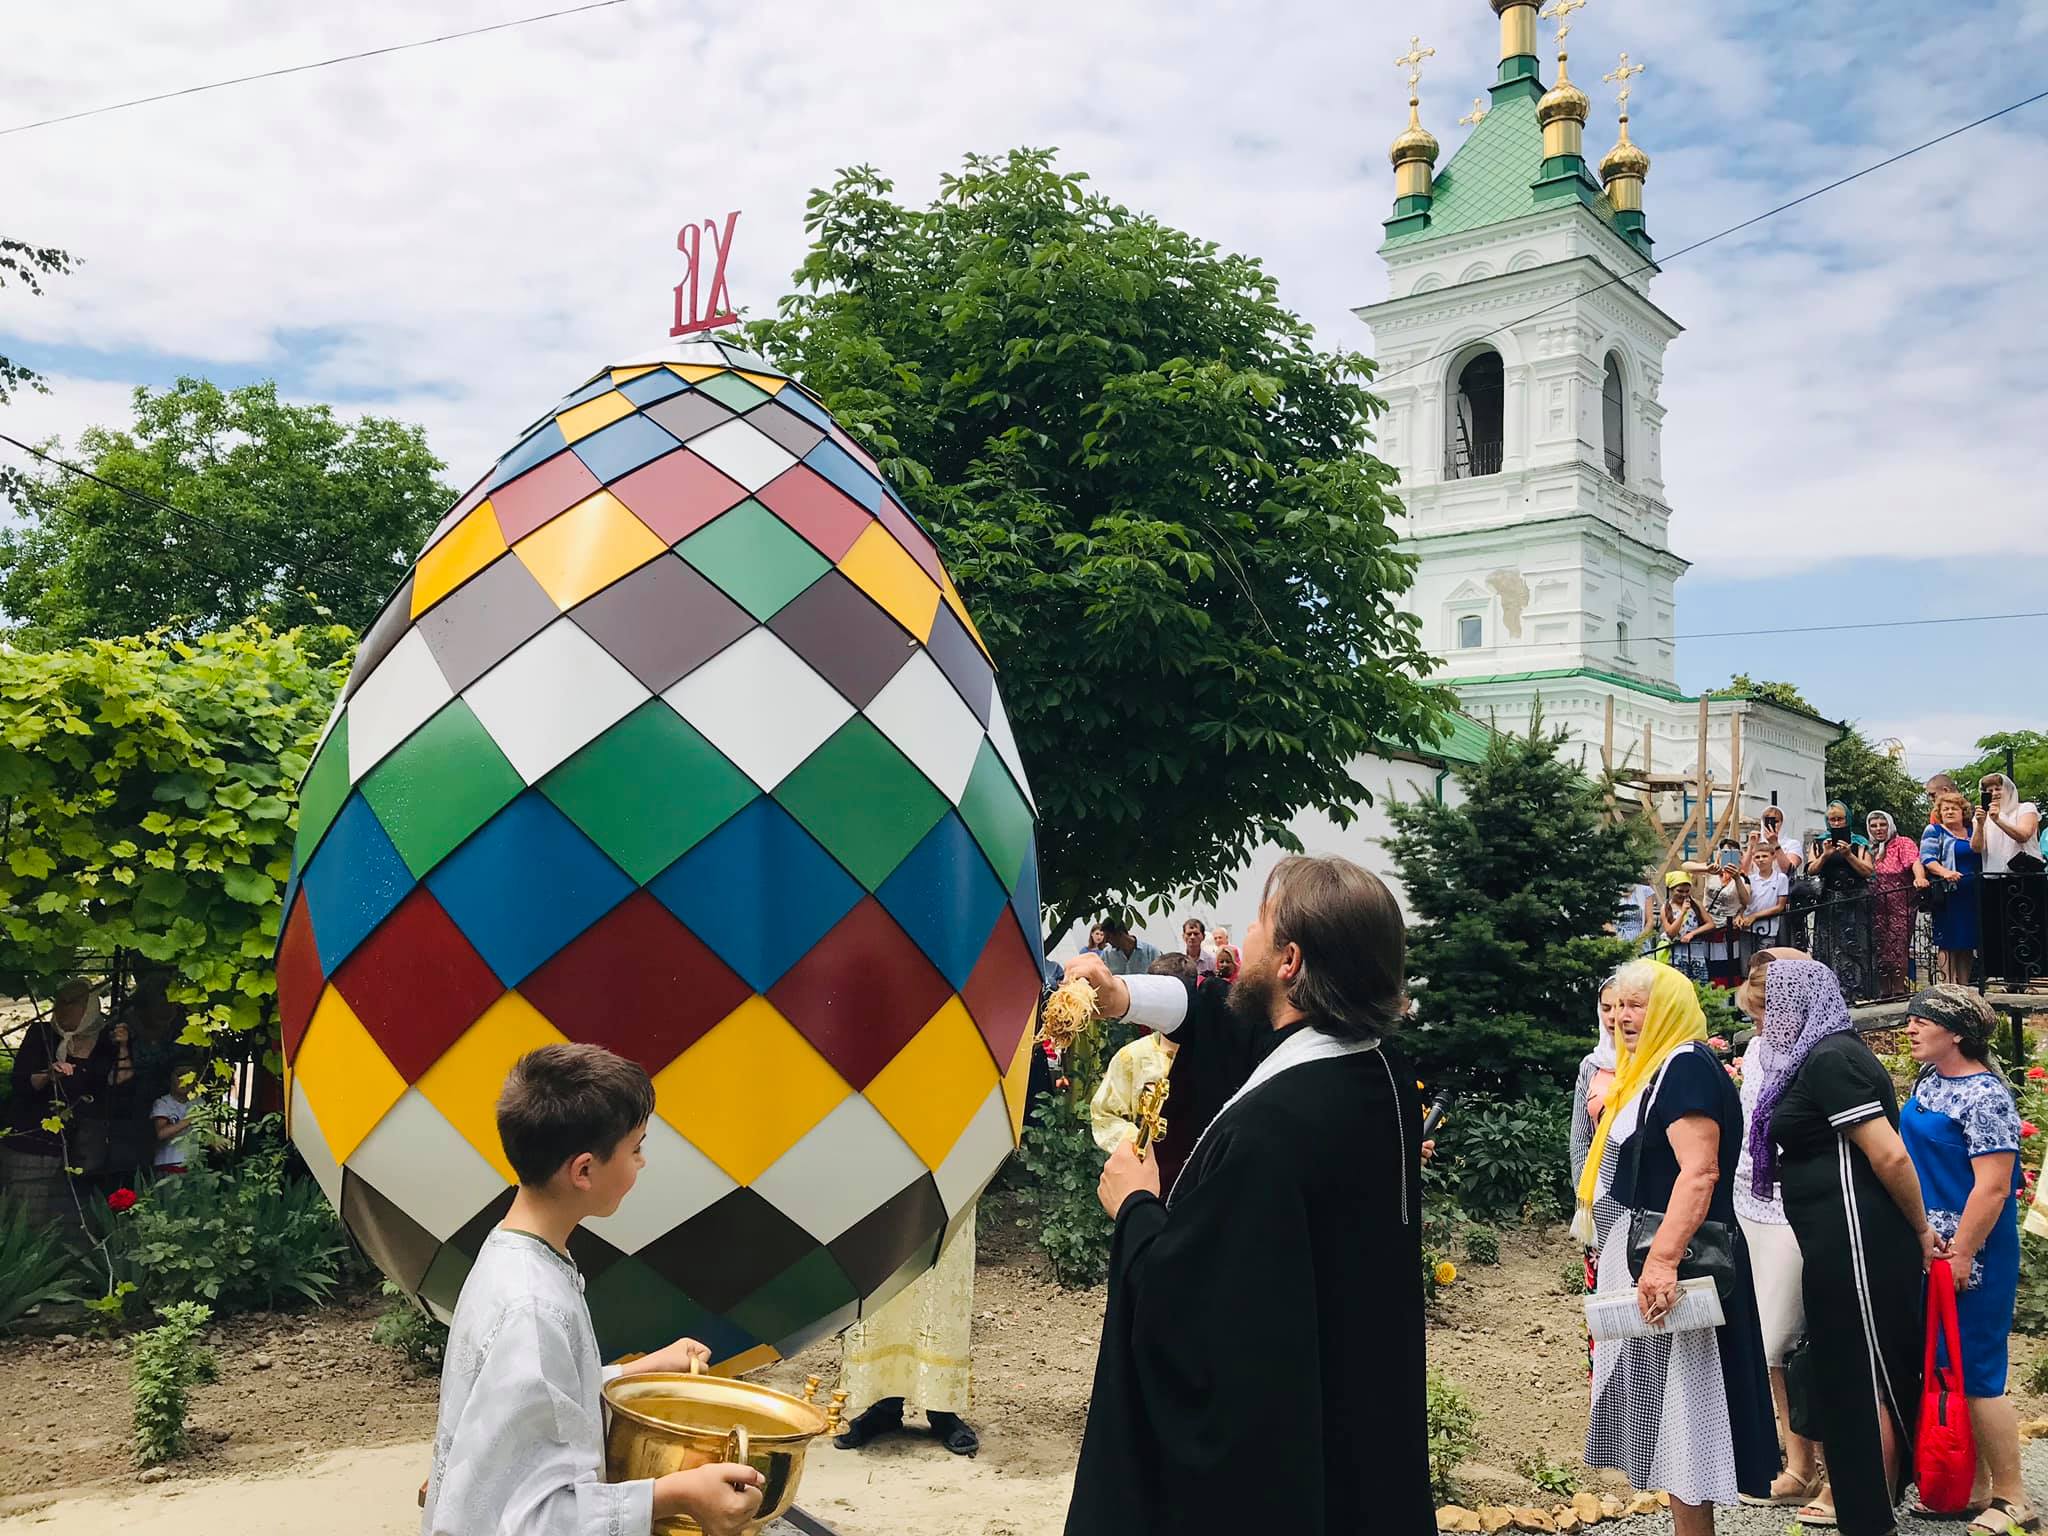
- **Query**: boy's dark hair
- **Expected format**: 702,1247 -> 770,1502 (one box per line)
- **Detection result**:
496,1044 -> 655,1186
1149,953 -> 1196,980
1099,916 -> 1131,939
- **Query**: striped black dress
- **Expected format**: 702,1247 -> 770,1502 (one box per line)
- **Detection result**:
1770,1033 -> 1924,1536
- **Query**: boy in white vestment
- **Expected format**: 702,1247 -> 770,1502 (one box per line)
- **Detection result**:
421,1043 -> 764,1536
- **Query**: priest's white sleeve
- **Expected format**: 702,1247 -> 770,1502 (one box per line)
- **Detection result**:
1121,975 -> 1191,1034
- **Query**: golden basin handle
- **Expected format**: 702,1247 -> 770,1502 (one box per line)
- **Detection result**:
688,1356 -> 703,1375
722,1424 -> 751,1467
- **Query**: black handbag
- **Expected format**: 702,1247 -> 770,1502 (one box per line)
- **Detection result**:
1621,1045 -> 1738,1305
1783,1335 -> 1820,1438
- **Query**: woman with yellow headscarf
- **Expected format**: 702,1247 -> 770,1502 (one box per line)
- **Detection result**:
1581,962 -> 1777,1529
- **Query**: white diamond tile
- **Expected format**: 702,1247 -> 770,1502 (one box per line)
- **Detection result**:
662,628 -> 853,790
986,691 -> 1036,811
464,618 -> 650,784
863,652 -> 986,805
345,1088 -> 508,1242
347,629 -> 455,783
751,1095 -> 925,1245
933,1085 -> 1013,1218
289,1078 -> 345,1212
584,1117 -> 735,1254
686,418 -> 796,492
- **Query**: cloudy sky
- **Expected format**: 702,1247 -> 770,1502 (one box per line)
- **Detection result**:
3,0 -> 2043,775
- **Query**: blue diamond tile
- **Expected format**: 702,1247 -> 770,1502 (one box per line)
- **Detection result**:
618,370 -> 691,408
301,794 -> 416,973
426,791 -> 633,985
487,420 -> 568,491
803,441 -> 883,513
570,413 -> 681,484
1009,832 -> 1044,967
875,813 -> 1009,990
774,388 -> 834,432
647,799 -> 861,992
552,374 -> 617,413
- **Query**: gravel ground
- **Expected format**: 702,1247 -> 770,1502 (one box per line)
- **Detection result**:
1579,1438 -> 2048,1536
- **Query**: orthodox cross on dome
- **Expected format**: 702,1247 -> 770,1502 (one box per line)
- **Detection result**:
1604,51 -> 1645,115
1540,0 -> 1588,57
1395,35 -> 1436,104
1459,96 -> 1490,126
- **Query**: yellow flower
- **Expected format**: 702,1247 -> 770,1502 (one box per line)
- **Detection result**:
1435,1260 -> 1458,1286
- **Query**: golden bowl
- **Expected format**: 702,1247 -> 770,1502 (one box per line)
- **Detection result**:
603,1371 -> 830,1535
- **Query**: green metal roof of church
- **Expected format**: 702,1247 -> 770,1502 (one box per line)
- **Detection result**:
1377,709 -> 1498,768
1381,80 -> 1623,252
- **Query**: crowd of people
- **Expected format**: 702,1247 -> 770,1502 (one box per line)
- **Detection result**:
1620,775 -> 2044,1000
1571,955 -> 2037,1536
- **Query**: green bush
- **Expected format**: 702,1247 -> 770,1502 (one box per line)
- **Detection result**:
1465,1226 -> 1501,1266
1421,1195 -> 1463,1302
1517,1452 -> 1580,1498
1435,1091 -> 1573,1225
1426,1370 -> 1480,1503
1016,1089 -> 1115,1288
371,1282 -> 447,1375
132,1300 -> 217,1466
0,1190 -> 85,1331
2016,1232 -> 2048,1337
2024,1353 -> 2048,1397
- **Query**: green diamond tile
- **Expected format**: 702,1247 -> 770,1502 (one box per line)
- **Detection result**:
774,717 -> 948,891
295,716 -> 352,869
725,1247 -> 858,1345
1384,84 -> 1545,249
583,1255 -> 723,1364
540,700 -> 758,883
676,500 -> 831,622
359,701 -> 525,878
694,372 -> 773,413
957,739 -> 1033,894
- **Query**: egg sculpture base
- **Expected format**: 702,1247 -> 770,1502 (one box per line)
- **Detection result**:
275,336 -> 1045,1368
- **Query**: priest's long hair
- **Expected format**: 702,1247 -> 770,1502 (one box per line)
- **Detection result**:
1261,854 -> 1407,1044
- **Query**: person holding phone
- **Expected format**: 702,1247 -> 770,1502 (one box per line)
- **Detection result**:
1926,791 -> 1984,985
1662,872 -> 1711,981
1975,774 -> 2044,987
1757,808 -> 1804,876
1808,803 -> 1874,992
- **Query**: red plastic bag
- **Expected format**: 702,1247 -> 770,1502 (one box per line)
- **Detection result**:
1915,1259 -> 1978,1514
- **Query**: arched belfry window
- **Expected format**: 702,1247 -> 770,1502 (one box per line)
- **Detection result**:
1445,350 -> 1504,478
1602,353 -> 1626,481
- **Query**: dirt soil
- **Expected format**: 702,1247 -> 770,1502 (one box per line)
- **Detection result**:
8,1190 -> 2048,1529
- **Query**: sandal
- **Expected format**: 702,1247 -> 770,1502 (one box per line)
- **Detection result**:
1910,1500 -> 1990,1521
926,1410 -> 979,1456
1796,1500 -> 1838,1528
1970,1499 -> 2044,1535
1745,1471 -> 1825,1508
832,1400 -> 904,1451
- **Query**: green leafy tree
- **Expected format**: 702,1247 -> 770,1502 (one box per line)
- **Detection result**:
0,622 -> 351,1059
1719,673 -> 1817,715
0,378 -> 448,642
746,150 -> 1452,935
1949,731 -> 2048,808
0,237 -> 75,506
1723,675 -> 1927,830
1383,714 -> 1653,1092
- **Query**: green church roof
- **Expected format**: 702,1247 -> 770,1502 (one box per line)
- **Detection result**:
1377,709 -> 1499,768
1381,78 -> 1625,252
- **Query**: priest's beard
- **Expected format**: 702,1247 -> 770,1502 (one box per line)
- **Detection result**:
1224,953 -> 1283,1030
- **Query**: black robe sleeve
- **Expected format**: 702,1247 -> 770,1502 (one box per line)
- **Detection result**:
1065,1115 -> 1328,1536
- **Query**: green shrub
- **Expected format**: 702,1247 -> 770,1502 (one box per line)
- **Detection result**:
1016,1089 -> 1115,1287
1426,1370 -> 1480,1503
1465,1226 -> 1501,1266
2024,1353 -> 2048,1397
0,1190 -> 85,1331
2016,1233 -> 2048,1337
371,1282 -> 447,1375
1558,1255 -> 1590,1296
132,1300 -> 217,1466
1435,1091 -> 1573,1225
1517,1452 -> 1580,1498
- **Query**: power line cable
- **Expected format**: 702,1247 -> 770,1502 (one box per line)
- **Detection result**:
1373,86 -> 2048,386
0,0 -> 632,138
1497,607 -> 2048,654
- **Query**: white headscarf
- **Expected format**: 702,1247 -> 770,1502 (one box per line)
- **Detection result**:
1980,773 -> 2039,873
1592,983 -> 1620,1071
56,991 -> 104,1054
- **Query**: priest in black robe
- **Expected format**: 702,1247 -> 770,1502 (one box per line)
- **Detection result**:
1063,854 -> 1432,1536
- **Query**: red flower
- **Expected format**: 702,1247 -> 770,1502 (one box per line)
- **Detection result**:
2023,1122 -> 2039,1140
2030,1066 -> 2046,1081
106,1187 -> 137,1213
1054,1077 -> 1070,1092
1708,1037 -> 1730,1054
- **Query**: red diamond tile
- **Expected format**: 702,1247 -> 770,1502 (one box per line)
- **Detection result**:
767,898 -> 951,1090
610,450 -> 751,545
330,888 -> 505,1082
519,892 -> 750,1075
491,452 -> 602,543
277,889 -> 325,1065
960,911 -> 1040,1069
755,466 -> 874,562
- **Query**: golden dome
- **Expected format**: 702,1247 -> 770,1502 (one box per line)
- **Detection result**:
1389,105 -> 1440,167
1538,67 -> 1591,127
1600,126 -> 1651,182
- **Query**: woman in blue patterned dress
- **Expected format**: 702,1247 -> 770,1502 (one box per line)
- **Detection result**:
1926,791 -> 1984,985
1901,985 -> 2038,1532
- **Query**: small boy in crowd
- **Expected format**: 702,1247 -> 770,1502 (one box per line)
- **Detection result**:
421,1043 -> 764,1536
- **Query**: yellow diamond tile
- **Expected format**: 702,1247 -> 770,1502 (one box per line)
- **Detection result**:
417,990 -> 569,1183
936,568 -> 991,661
652,996 -> 849,1185
865,998 -> 1000,1170
294,985 -> 406,1164
712,1343 -> 780,1377
1001,1022 -> 1034,1138
667,364 -> 725,382
839,523 -> 940,643
411,502 -> 509,617
512,489 -> 667,609
735,370 -> 787,394
556,390 -> 636,444
611,366 -> 658,383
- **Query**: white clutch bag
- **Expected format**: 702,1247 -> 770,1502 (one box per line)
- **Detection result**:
1583,1276 -> 1726,1341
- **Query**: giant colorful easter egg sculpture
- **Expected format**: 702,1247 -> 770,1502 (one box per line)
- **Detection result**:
276,338 -> 1044,1368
